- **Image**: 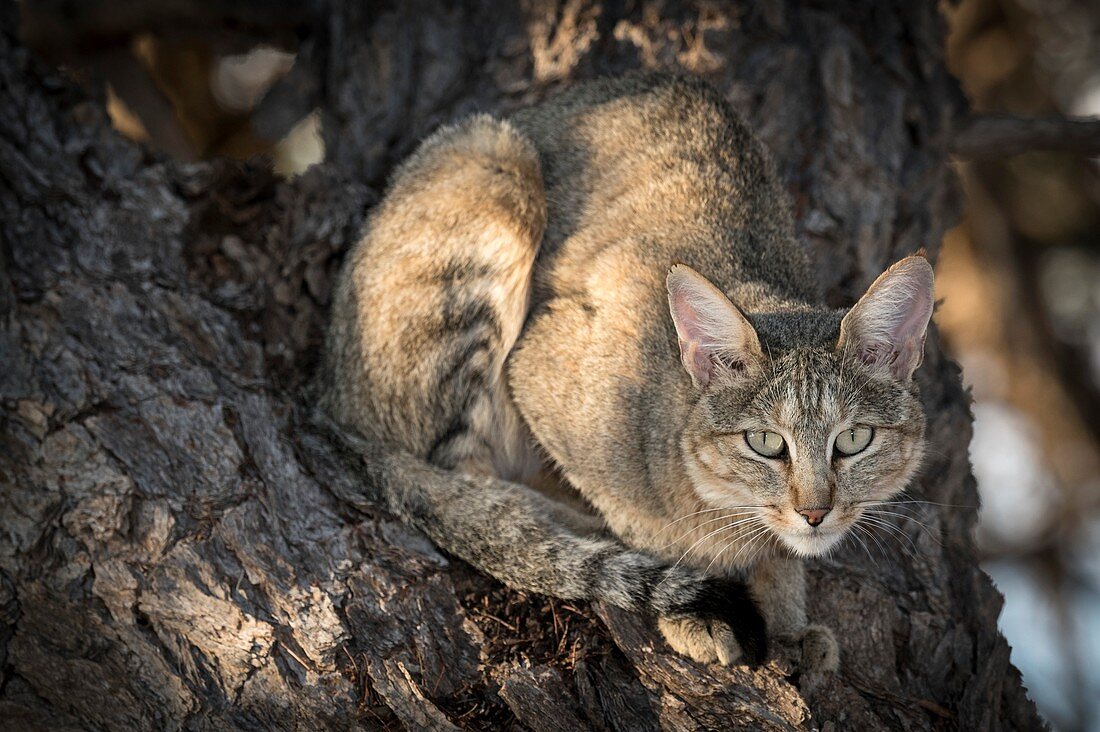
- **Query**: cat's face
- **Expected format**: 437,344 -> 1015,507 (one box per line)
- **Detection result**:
667,257 -> 933,558
683,349 -> 925,556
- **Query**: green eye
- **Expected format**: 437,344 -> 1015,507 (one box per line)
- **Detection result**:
745,430 -> 786,458
835,426 -> 874,456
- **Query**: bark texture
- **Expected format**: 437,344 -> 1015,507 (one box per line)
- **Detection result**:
0,1 -> 1043,729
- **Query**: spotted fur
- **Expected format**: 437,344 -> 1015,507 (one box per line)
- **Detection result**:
321,74 -> 933,672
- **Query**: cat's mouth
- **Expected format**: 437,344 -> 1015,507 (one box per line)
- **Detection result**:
772,518 -> 850,557
781,527 -> 846,556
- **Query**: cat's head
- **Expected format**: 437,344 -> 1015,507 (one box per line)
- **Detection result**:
667,257 -> 933,558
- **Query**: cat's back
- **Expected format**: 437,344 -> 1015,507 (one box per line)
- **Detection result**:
505,76 -> 819,494
511,73 -> 817,307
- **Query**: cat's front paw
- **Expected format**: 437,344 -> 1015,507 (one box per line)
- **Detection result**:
799,623 -> 839,674
764,624 -> 838,694
658,616 -> 744,665
778,623 -> 839,695
772,623 -> 839,676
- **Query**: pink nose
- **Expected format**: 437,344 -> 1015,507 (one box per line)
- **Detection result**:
797,507 -> 831,527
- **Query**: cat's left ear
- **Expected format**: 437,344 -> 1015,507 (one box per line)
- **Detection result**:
667,264 -> 764,388
838,256 -> 935,381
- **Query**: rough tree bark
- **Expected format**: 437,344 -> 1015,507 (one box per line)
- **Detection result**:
0,1 -> 1043,729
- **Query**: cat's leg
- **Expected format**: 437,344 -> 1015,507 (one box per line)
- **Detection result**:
656,557 -> 810,666
749,555 -> 838,681
508,299 -> 760,665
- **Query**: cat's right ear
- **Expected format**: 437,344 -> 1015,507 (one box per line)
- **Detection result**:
837,255 -> 935,381
667,264 -> 763,389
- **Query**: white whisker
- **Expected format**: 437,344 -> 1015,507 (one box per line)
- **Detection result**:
744,530 -> 776,567
859,519 -> 895,562
857,498 -> 975,510
656,515 -> 760,551
864,508 -> 941,543
654,506 -> 764,537
860,514 -> 921,558
849,523 -> 879,567
702,522 -> 763,576
658,517 -> 765,584
729,525 -> 772,567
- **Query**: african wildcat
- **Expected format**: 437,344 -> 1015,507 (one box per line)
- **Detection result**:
321,74 -> 933,675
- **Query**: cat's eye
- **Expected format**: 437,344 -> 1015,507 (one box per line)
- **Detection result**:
834,426 -> 874,456
745,430 -> 786,458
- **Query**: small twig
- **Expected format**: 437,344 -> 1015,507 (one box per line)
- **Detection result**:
428,662 -> 447,698
500,637 -> 540,646
472,610 -> 519,633
950,113 -> 1100,159
277,639 -> 314,673
341,644 -> 358,679
915,698 -> 956,720
556,618 -> 571,657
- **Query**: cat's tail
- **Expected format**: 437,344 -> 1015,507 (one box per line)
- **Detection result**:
313,412 -> 767,664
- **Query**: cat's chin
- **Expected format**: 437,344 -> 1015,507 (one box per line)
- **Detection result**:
776,526 -> 847,557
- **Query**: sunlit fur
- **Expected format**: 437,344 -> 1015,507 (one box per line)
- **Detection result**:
323,73 -> 932,671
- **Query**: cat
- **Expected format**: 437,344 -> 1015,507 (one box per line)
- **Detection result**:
320,73 -> 933,677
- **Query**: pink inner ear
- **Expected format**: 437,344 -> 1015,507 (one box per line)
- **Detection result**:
679,338 -> 715,386
668,285 -> 718,387
667,263 -> 763,387
842,257 -> 934,380
855,342 -> 888,367
850,314 -> 929,379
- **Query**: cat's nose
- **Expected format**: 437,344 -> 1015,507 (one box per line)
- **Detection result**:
797,507 -> 831,527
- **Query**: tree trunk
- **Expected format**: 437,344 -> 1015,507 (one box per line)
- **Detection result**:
0,1 -> 1042,729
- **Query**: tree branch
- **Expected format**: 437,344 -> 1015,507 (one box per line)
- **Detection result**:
951,113 -> 1100,159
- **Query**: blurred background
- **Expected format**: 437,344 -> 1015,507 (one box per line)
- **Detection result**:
17,0 -> 1100,728
944,1 -> 1100,729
